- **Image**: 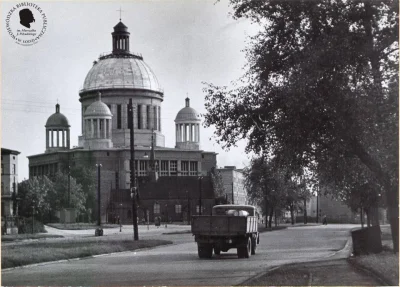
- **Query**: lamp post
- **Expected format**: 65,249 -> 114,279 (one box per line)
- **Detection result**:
119,203 -> 123,232
95,164 -> 103,236
128,98 -> 139,241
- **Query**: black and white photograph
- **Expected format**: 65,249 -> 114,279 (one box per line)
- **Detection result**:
1,0 -> 398,286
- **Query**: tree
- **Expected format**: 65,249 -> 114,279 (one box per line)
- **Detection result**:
49,171 -> 86,214
70,166 -> 96,221
18,177 -> 53,220
204,0 -> 398,251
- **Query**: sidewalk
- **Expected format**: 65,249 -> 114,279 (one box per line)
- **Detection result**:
241,258 -> 385,286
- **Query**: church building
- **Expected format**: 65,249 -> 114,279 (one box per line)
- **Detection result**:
28,21 -> 218,223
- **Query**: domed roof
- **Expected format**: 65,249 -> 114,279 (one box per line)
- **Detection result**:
46,104 -> 70,128
175,98 -> 201,122
81,57 -> 162,93
114,21 -> 128,31
84,94 -> 112,117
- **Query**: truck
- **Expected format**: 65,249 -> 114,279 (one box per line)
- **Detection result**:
191,204 -> 259,259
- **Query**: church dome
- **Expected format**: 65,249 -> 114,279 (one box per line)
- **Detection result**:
46,104 -> 70,127
175,98 -> 201,122
81,55 -> 162,93
85,94 -> 112,117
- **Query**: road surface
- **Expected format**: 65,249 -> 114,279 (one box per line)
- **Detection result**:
2,224 -> 357,286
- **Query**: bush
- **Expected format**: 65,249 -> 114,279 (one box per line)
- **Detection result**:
18,217 -> 46,234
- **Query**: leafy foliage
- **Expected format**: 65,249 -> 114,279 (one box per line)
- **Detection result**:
204,0 -> 398,249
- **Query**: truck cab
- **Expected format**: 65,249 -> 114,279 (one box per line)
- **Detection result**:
191,204 -> 259,259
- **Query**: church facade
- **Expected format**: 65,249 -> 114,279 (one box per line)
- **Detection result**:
28,21 -> 218,223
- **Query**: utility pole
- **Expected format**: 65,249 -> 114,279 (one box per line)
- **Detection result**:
199,177 -> 203,215
128,99 -> 139,241
68,165 -> 71,207
95,164 -> 103,236
316,186 -> 319,224
231,182 -> 234,205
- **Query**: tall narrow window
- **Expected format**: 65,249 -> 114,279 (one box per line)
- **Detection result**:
13,164 -> 16,175
147,105 -> 151,129
181,161 -> 189,176
117,105 -> 122,129
154,203 -> 160,214
189,162 -> 198,176
137,105 -> 142,129
170,161 -> 177,176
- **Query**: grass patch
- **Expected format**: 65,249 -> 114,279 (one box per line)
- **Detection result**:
2,238 -> 172,269
47,223 -> 119,230
1,233 -> 64,242
353,252 -> 398,285
162,230 -> 192,235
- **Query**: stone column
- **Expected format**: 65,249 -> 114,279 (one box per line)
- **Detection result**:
158,106 -> 161,131
149,105 -> 154,130
56,129 -> 59,147
91,119 -> 94,138
175,124 -> 179,142
62,129 -> 65,147
66,129 -> 70,148
46,129 -> 49,149
103,119 -> 107,138
97,119 -> 100,138
196,124 -> 200,142
122,102 -> 127,129
189,124 -> 193,142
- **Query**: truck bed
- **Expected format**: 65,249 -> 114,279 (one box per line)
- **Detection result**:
191,215 -> 258,236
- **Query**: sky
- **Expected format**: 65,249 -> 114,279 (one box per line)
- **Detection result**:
1,0 -> 259,181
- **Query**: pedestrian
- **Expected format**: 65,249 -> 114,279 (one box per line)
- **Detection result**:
323,215 -> 327,225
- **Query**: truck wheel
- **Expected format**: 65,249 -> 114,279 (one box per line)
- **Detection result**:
214,247 -> 221,255
251,238 -> 256,255
237,238 -> 251,259
198,244 -> 212,259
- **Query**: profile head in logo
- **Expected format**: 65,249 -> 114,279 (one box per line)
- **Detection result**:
19,8 -> 35,28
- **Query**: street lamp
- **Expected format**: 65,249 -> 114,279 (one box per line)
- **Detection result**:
95,163 -> 103,236
119,203 -> 123,232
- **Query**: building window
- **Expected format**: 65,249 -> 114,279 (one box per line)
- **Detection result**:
153,106 -> 158,130
170,161 -> 177,175
138,160 -> 148,177
13,156 -> 15,160
147,105 -> 151,129
1,164 -> 3,175
181,161 -> 189,176
154,203 -> 160,214
196,205 -> 204,214
117,104 -> 122,129
175,205 -> 182,214
137,104 -> 142,129
160,161 -> 169,176
1,183 -> 4,195
189,162 -> 198,176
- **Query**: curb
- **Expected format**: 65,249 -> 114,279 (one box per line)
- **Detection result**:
347,258 -> 393,286
2,242 -> 174,272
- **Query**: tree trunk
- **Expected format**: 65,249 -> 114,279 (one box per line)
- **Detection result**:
359,1 -> 398,253
366,209 -> 371,228
304,198 -> 307,224
361,207 -> 364,228
274,209 -> 277,227
268,209 -> 273,228
265,205 -> 269,229
351,138 -> 398,251
290,203 -> 295,225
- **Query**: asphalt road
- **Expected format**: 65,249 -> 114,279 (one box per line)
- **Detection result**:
2,224 -> 357,286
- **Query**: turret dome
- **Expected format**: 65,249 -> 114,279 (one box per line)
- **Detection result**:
45,104 -> 70,127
